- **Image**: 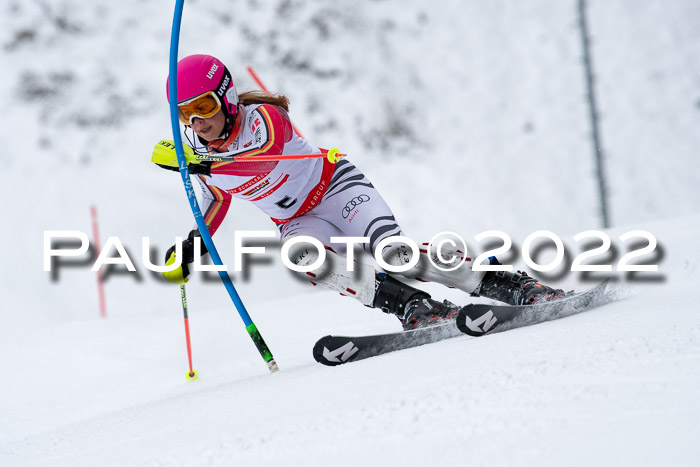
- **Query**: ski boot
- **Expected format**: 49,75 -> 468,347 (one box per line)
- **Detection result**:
373,274 -> 460,330
473,270 -> 566,306
401,297 -> 461,330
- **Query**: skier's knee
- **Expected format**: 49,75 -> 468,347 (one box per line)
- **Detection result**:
381,241 -> 485,294
381,243 -> 421,278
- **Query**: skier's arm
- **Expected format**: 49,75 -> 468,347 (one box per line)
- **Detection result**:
194,175 -> 231,236
161,176 -> 231,285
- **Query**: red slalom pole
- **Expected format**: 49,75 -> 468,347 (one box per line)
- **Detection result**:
180,285 -> 198,381
90,205 -> 107,318
246,66 -> 305,139
229,151 -> 344,162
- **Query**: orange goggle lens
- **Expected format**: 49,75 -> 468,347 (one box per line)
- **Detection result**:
178,91 -> 222,125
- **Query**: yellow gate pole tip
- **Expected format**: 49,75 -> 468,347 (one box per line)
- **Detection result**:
186,369 -> 199,381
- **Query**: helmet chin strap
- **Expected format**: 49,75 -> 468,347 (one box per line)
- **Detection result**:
220,113 -> 233,140
215,104 -> 237,140
214,87 -> 239,140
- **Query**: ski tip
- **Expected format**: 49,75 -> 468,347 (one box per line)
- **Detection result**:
455,304 -> 491,337
312,335 -> 361,366
312,335 -> 335,366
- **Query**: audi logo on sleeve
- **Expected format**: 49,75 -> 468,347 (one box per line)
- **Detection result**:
342,194 -> 371,218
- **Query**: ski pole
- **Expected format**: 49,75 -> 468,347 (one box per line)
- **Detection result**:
153,141 -> 344,166
246,66 -> 305,139
196,147 -> 344,163
169,0 -> 279,374
180,285 -> 198,381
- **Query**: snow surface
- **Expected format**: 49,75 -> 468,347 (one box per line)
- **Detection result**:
1,0 -> 699,465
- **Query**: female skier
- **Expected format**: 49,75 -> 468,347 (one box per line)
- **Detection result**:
153,54 -> 564,329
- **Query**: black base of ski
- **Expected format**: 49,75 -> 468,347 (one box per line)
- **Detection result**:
456,280 -> 612,337
312,322 -> 464,366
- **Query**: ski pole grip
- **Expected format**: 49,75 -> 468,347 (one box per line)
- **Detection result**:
246,323 -> 279,373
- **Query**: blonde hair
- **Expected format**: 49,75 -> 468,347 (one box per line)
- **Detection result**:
238,90 -> 289,112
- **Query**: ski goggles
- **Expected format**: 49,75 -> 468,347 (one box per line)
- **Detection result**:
177,91 -> 222,125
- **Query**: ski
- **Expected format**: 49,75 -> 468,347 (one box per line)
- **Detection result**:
312,322 -> 464,366
456,280 -> 612,337
312,281 -> 614,366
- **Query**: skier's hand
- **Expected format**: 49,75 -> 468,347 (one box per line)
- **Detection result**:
152,140 -> 211,175
152,139 -> 196,167
162,251 -> 190,285
161,230 -> 208,285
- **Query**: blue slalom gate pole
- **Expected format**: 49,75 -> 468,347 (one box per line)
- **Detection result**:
168,0 -> 278,373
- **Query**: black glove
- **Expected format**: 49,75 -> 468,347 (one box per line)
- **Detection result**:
164,230 -> 209,280
188,161 -> 211,175
156,161 -> 212,176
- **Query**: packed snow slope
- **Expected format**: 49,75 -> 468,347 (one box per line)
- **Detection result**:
1,0 -> 699,465
2,216 -> 699,466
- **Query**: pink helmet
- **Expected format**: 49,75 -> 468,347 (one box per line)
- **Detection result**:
166,54 -> 239,115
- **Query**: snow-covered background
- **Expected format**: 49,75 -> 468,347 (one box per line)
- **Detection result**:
1,0 -> 699,465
